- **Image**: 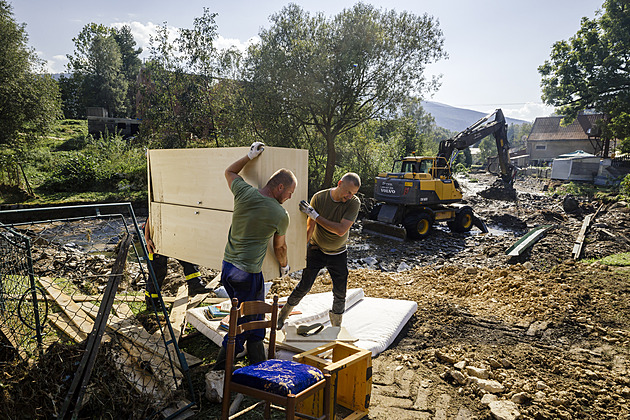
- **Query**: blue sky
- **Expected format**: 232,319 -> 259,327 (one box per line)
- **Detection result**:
11,0 -> 604,122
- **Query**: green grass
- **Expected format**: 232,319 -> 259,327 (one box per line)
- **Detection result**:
599,252 -> 630,266
1,119 -> 148,206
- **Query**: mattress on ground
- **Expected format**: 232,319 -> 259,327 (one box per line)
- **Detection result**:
340,296 -> 417,356
185,289 -> 417,358
185,288 -> 364,352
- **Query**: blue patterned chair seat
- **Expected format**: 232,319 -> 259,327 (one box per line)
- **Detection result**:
232,359 -> 324,396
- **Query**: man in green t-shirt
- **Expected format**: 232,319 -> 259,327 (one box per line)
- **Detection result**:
277,173 -> 361,329
213,142 -> 297,370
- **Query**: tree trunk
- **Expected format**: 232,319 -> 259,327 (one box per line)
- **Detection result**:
323,133 -> 336,189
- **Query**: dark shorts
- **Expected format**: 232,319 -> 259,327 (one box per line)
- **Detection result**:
220,261 -> 265,353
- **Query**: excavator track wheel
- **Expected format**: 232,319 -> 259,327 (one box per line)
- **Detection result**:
403,212 -> 433,239
450,207 -> 474,233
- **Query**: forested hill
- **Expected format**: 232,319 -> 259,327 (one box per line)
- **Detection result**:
421,101 -> 530,132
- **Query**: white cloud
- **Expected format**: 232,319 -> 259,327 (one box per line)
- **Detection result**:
36,51 -> 67,74
214,35 -> 260,53
484,103 -> 555,123
48,55 -> 68,74
110,21 -> 258,60
110,21 -> 177,60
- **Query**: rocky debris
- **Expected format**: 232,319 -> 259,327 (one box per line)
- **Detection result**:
478,179 -> 518,201
299,173 -> 630,420
488,400 -> 520,420
10,173 -> 629,420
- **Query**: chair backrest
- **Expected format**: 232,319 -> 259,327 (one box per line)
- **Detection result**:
226,295 -> 279,361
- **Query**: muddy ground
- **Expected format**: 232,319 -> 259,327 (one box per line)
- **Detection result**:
270,173 -> 630,420
2,172 -> 629,419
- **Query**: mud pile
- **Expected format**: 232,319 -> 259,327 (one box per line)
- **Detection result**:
300,172 -> 630,419
478,179 -> 518,201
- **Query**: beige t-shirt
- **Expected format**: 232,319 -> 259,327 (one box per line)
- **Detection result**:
310,188 -> 360,254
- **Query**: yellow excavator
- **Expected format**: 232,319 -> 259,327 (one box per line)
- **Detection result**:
364,109 -> 517,239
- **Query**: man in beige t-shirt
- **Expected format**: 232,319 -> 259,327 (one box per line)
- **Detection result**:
277,173 -> 361,329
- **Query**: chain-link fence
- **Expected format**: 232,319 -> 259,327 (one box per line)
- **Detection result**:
0,203 -> 195,419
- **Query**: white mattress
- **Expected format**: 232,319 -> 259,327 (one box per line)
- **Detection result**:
185,288 -> 417,359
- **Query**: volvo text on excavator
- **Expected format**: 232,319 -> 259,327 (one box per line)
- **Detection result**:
364,109 -> 517,240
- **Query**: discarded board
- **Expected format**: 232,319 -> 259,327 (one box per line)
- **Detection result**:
111,347 -> 169,399
168,285 -> 189,342
118,337 -> 179,391
39,277 -> 94,336
506,225 -> 553,257
47,312 -> 88,343
69,294 -> 168,303
572,214 -> 594,260
147,147 -> 308,281
572,204 -> 605,260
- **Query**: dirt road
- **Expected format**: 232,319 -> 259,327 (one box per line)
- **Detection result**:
275,173 -> 630,419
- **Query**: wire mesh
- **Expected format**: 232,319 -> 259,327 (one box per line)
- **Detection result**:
0,203 -> 194,419
0,225 -> 46,359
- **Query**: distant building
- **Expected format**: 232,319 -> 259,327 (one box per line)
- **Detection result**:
526,114 -> 606,166
87,107 -> 140,138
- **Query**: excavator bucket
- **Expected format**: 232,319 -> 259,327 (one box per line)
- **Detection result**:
361,219 -> 407,240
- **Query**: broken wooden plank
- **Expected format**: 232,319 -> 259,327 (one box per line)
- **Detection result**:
111,347 -> 169,399
169,285 -> 189,342
506,225 -> 553,257
70,295 -> 179,303
48,312 -> 89,343
572,214 -> 595,260
119,337 -> 179,391
39,277 -> 94,336
0,322 -> 30,359
59,234 -> 133,419
107,302 -> 201,372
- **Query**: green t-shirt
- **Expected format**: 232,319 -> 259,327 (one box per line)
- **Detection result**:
310,188 -> 361,254
223,178 -> 289,273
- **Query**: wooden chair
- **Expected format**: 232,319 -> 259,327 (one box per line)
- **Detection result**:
222,295 -> 331,420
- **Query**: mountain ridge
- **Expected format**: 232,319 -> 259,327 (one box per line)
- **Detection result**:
421,101 -> 529,132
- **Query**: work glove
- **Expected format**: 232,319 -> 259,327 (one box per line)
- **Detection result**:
247,142 -> 265,160
280,265 -> 290,277
299,200 -> 319,220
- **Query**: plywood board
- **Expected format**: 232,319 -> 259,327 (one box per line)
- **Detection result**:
39,277 -> 94,337
168,285 -> 189,342
148,147 -> 308,280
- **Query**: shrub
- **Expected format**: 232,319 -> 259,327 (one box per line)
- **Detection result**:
620,173 -> 630,198
40,153 -> 104,192
40,132 -> 147,193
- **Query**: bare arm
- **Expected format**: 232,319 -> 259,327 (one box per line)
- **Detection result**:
224,155 -> 252,188
144,217 -> 156,254
306,217 -> 316,242
273,234 -> 288,267
314,217 -> 354,237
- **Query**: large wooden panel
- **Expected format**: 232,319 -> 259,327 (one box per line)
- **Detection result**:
148,147 -> 308,280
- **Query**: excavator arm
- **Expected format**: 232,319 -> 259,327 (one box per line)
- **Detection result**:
437,109 -> 516,185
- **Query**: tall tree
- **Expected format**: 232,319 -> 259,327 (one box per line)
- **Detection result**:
0,0 -> 61,147
114,25 -> 142,116
65,23 -> 141,118
83,34 -> 127,116
245,3 -> 446,188
138,9 -> 247,148
539,0 -> 630,148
